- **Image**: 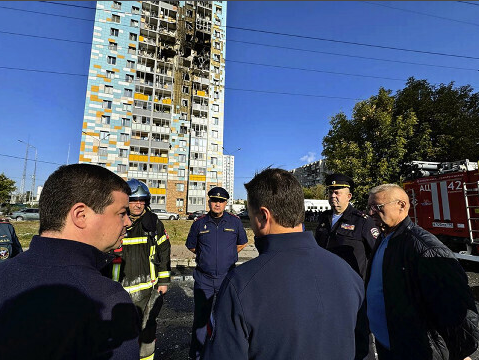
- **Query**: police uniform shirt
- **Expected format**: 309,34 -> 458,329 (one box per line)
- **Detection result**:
186,212 -> 248,277
315,203 -> 379,278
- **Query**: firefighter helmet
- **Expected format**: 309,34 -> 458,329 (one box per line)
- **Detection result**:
127,179 -> 151,203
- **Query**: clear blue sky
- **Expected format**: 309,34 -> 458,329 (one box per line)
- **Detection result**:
1,1 -> 478,200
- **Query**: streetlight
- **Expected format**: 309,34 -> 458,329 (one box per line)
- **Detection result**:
18,139 -> 37,204
82,131 -> 110,163
222,147 -> 241,155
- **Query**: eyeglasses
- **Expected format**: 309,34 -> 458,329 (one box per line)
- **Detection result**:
367,200 -> 400,213
210,198 -> 226,203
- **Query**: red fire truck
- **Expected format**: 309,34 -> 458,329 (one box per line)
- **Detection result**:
403,159 -> 479,262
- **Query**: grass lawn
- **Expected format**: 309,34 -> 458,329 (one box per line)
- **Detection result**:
11,218 -> 318,249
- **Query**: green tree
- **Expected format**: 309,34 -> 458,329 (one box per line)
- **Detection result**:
322,88 -> 419,209
303,184 -> 327,199
0,173 -> 16,204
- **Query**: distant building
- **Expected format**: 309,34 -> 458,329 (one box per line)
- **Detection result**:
290,159 -> 328,188
223,154 -> 234,208
79,1 -> 227,214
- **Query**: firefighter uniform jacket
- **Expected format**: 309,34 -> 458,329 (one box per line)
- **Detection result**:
111,209 -> 171,297
315,204 -> 379,278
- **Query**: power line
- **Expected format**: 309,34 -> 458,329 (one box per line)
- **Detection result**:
0,66 -> 86,77
227,39 -> 479,72
364,1 -> 479,27
226,59 -> 407,81
3,3 -> 479,61
41,1 -> 96,10
0,153 -> 63,166
457,1 -> 479,7
0,30 -> 91,45
226,25 -> 479,61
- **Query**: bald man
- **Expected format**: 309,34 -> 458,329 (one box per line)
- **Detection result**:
365,184 -> 478,360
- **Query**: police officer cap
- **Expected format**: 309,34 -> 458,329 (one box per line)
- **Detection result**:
325,173 -> 354,191
208,187 -> 229,201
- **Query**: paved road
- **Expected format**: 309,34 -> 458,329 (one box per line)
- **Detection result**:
155,262 -> 479,360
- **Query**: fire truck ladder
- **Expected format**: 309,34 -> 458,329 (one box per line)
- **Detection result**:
458,180 -> 479,259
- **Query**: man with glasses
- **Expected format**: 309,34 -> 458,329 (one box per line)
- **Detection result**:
315,173 -> 379,279
186,186 -> 248,359
105,178 -> 171,360
366,183 -> 478,360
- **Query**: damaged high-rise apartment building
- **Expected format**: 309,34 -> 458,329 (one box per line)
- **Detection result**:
79,1 -> 227,214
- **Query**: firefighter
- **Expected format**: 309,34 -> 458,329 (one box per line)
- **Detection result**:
315,173 -> 379,279
186,187 -> 248,359
0,217 -> 22,261
108,179 -> 171,360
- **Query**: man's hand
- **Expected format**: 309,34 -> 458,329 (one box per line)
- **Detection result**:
237,244 -> 247,253
157,285 -> 168,294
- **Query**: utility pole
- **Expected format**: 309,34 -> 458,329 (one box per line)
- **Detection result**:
30,147 -> 37,203
18,138 -> 30,203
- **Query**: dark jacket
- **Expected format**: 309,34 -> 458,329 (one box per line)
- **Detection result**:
109,209 -> 171,298
0,236 -> 140,359
365,216 -> 478,360
203,231 -> 369,360
315,204 -> 379,278
186,212 -> 248,277
0,220 -> 23,260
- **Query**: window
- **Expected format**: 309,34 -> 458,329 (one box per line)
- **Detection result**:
176,198 -> 184,207
107,56 -> 116,65
104,85 -> 113,94
211,143 -> 218,151
212,130 -> 218,138
123,103 -> 132,111
186,9 -> 193,17
129,32 -> 138,41
126,60 -> 135,69
212,117 -> 219,125
214,30 -> 220,38
103,100 -> 112,109
110,28 -> 119,36
106,70 -> 114,79
179,140 -> 187,148
120,133 -> 129,142
189,197 -> 205,205
211,157 -> 218,165
131,19 -> 138,27
121,117 -> 130,126
212,104 -> 219,112
128,46 -> 136,55
124,88 -> 133,97
112,1 -> 121,10
208,171 -> 217,179
112,14 -> 120,23
214,41 -> 221,50
182,86 -> 189,94
176,183 -> 185,192
214,66 -> 220,74
109,42 -> 117,51
100,131 -> 109,140
178,169 -> 185,177
180,126 -> 188,134
216,6 -> 222,15
101,115 -> 111,124
131,6 -> 140,14
125,74 -> 134,83
99,147 -> 108,156
213,54 -> 220,62
178,154 -> 186,162
214,91 -> 219,99
117,164 -> 127,172
119,148 -> 128,157
181,99 -> 188,107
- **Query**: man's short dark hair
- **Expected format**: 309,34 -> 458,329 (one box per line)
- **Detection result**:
244,168 -> 305,228
39,164 -> 131,234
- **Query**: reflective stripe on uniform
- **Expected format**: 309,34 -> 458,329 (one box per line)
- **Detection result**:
156,234 -> 167,245
124,281 -> 154,294
112,263 -> 120,282
140,354 -> 155,360
122,237 -> 148,245
149,245 -> 156,281
158,271 -> 170,278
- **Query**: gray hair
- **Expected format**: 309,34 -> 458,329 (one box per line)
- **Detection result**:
369,183 -> 404,196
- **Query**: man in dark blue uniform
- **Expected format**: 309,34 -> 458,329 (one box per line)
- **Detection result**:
186,186 -> 248,359
315,173 -> 379,279
203,168 -> 368,360
0,217 -> 22,261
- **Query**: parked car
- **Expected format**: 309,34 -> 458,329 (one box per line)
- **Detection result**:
237,210 -> 249,220
151,208 -> 179,220
187,210 -> 208,220
11,208 -> 40,221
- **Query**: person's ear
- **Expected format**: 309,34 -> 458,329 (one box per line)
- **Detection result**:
70,203 -> 88,229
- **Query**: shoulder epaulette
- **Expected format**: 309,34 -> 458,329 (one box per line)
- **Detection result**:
195,214 -> 207,222
228,212 -> 241,220
351,208 -> 369,218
